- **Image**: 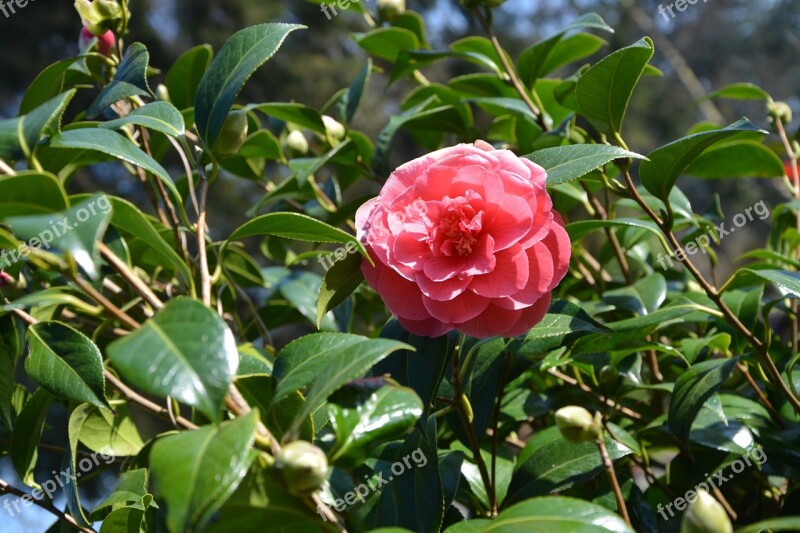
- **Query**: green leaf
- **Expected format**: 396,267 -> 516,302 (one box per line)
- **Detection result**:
70,402 -> 145,457
505,426 -> 632,504
668,357 -> 739,443
165,44 -> 214,110
340,59 -> 373,125
150,412 -> 258,533
228,212 -> 368,259
195,23 -> 304,147
447,496 -> 635,532
0,314 -> 22,428
510,303 -> 610,355
107,297 -> 239,424
19,56 -> 87,114
685,139 -> 784,178
735,269 -> 800,298
271,333 -> 412,435
698,82 -> 770,103
0,90 -> 77,160
525,144 -> 646,185
328,381 -> 423,466
640,118 -> 765,200
11,388 -> 53,487
4,195 -> 113,279
91,468 -> 152,520
100,101 -> 186,137
317,250 -> 364,328
207,465 -> 324,533
279,271 -> 337,331
50,128 -> 181,203
87,43 -> 153,118
736,517 -> 800,533
25,322 -> 109,410
354,27 -> 419,62
0,171 -> 69,216
575,37 -> 654,137
248,102 -> 326,133
99,507 -> 146,533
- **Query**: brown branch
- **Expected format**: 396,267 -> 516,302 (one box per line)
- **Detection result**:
71,276 -> 141,330
548,368 -> 643,421
0,478 -> 95,533
195,164 -> 212,307
597,434 -> 632,527
99,243 -> 164,310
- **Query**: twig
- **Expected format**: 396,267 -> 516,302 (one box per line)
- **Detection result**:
196,163 -> 212,307
490,352 -> 512,516
71,276 -> 141,330
0,478 -> 95,533
597,434 -> 632,527
104,371 -> 198,430
0,158 -> 17,175
99,243 -> 164,310
548,368 -> 643,421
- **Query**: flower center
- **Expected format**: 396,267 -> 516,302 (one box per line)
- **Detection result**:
433,205 -> 481,257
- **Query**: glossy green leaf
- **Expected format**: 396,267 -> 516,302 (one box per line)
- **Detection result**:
317,250 -> 364,328
328,381 -> 423,466
19,56 -> 87,114
49,128 -> 181,202
248,102 -> 326,133
575,37 -> 654,136
100,101 -> 186,137
736,517 -> 800,533
505,426 -> 633,504
229,212 -> 368,258
25,322 -> 109,410
195,23 -> 304,147
271,333 -> 412,435
355,27 -> 419,62
107,297 -> 239,424
0,314 -> 21,428
734,269 -> 800,298
698,82 -> 770,102
91,468 -> 152,521
340,59 -> 373,125
0,90 -> 77,160
668,357 -> 739,443
526,144 -> 646,185
640,118 -> 764,200
685,140 -> 784,178
87,43 -> 152,118
150,412 -> 259,533
165,44 -> 214,110
4,195 -> 112,279
447,496 -> 635,532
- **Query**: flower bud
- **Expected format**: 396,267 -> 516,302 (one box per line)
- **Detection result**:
275,441 -> 329,495
74,0 -> 126,35
0,271 -> 13,288
680,490 -> 733,533
211,110 -> 249,160
79,27 -> 115,57
555,406 -> 601,443
378,0 -> 405,22
322,115 -> 346,143
155,84 -> 170,102
598,365 -> 619,387
284,130 -> 309,158
768,101 -> 793,125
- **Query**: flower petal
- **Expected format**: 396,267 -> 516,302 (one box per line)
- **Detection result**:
423,290 -> 490,324
469,245 -> 529,298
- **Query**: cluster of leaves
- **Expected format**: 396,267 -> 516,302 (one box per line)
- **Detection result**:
1,1 -> 800,532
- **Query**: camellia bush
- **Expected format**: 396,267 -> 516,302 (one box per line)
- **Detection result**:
2,0 -> 800,531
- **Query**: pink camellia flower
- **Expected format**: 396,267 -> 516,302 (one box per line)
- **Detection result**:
79,27 -> 116,57
356,140 -> 571,338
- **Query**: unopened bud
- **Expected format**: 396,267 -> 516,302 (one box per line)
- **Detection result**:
275,441 -> 329,495
680,490 -> 733,533
211,110 -> 249,160
378,0 -> 405,22
0,271 -> 13,288
155,84 -> 170,102
74,0 -> 126,35
284,130 -> 309,158
599,365 -> 619,387
768,101 -> 793,125
79,27 -> 115,57
322,115 -> 345,143
555,406 -> 601,443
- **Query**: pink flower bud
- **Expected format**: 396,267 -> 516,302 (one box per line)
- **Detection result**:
0,271 -> 13,288
79,27 -> 115,57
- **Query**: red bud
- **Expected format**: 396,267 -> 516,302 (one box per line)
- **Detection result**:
0,271 -> 13,288
79,27 -> 115,57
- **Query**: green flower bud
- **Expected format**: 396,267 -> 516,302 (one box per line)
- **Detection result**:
378,0 -> 405,22
284,130 -> 309,158
599,365 -> 619,387
680,490 -> 733,533
155,84 -> 170,102
767,101 -> 793,125
74,0 -> 126,35
275,441 -> 329,495
211,110 -> 249,160
322,115 -> 346,143
555,406 -> 601,443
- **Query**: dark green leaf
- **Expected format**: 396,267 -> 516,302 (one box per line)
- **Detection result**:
100,101 -> 186,137
25,322 -> 109,410
150,412 -> 258,533
107,297 -> 239,424
195,23 -> 304,147
87,43 -> 152,118
526,144 -> 646,185
11,388 -> 53,487
317,250 -> 364,328
165,44 -> 214,110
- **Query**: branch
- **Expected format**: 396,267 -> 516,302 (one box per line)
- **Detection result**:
99,243 -> 164,310
0,478 -> 96,533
